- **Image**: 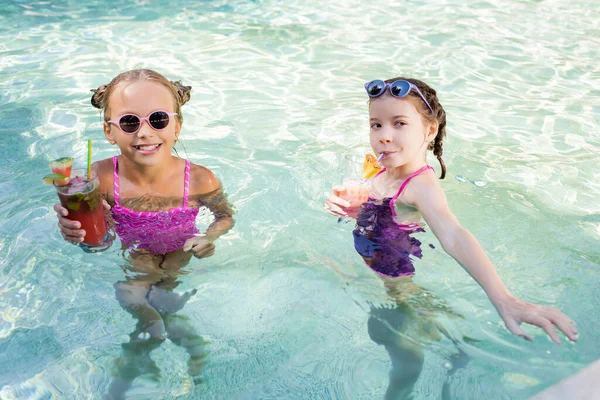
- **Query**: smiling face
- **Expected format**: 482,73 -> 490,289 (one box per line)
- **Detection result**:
103,80 -> 181,167
368,94 -> 438,172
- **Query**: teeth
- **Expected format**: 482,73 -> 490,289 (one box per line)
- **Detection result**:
137,144 -> 159,151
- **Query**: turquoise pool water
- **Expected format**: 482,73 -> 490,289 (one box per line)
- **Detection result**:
1,0 -> 599,399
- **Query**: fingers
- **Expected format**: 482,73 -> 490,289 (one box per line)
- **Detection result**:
102,199 -> 111,211
323,203 -> 347,217
58,215 -> 81,230
192,242 -> 215,259
504,318 -> 533,342
328,194 -> 350,208
53,203 -> 68,217
324,195 -> 351,217
59,225 -> 85,243
506,311 -> 578,344
54,203 -> 81,230
60,229 -> 85,242
532,316 -> 561,344
61,232 -> 83,244
54,209 -> 84,244
183,238 -> 216,258
182,238 -> 194,252
193,245 -> 215,259
526,308 -> 579,344
53,203 -> 65,215
546,309 -> 579,342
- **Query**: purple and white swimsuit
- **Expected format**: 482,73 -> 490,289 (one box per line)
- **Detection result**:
353,165 -> 434,277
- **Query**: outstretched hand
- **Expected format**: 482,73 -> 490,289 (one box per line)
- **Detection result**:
495,297 -> 578,344
183,235 -> 215,259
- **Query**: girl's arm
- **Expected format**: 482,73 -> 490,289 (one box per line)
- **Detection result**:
413,178 -> 578,344
197,183 -> 235,242
182,166 -> 234,259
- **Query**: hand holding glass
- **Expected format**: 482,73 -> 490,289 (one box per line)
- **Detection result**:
332,155 -> 371,209
54,169 -> 112,252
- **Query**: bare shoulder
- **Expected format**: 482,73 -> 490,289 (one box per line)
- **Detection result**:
403,168 -> 447,208
188,162 -> 221,196
91,157 -> 114,200
92,158 -> 114,184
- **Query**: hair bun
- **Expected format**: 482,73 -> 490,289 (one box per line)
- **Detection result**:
171,80 -> 192,105
90,84 -> 108,109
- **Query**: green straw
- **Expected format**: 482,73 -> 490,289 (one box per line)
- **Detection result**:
87,140 -> 92,180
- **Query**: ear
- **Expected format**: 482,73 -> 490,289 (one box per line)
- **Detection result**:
425,121 -> 438,143
103,122 -> 116,145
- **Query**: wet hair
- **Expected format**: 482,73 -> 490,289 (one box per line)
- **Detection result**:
90,68 -> 192,123
379,77 -> 447,179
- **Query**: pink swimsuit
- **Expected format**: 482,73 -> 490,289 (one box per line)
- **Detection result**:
110,156 -> 200,254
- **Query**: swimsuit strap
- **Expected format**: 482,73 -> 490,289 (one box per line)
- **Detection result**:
389,165 -> 435,218
183,159 -> 190,208
113,155 -> 120,205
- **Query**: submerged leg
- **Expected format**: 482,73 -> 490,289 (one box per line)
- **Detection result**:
441,346 -> 470,400
164,314 -> 210,384
114,282 -> 167,340
440,335 -> 481,400
103,282 -> 167,399
147,282 -> 206,382
104,335 -> 165,399
368,305 -> 425,400
147,286 -> 197,315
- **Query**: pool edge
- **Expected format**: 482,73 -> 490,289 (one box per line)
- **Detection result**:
529,359 -> 600,400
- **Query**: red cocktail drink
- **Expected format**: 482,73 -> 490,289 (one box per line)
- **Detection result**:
55,170 -> 111,252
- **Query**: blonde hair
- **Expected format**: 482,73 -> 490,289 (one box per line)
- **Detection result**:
90,69 -> 192,122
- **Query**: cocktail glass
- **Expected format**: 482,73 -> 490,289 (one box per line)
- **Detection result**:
332,154 -> 371,209
55,169 -> 112,253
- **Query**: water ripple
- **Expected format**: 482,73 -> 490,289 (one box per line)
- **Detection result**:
1,0 -> 599,398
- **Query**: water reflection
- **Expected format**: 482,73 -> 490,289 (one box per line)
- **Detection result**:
366,276 -> 470,399
103,249 -> 208,400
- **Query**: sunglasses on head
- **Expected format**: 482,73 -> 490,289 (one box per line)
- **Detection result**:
106,110 -> 178,134
364,80 -> 434,114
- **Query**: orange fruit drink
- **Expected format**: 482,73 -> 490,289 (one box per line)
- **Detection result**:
333,154 -> 382,209
333,179 -> 371,208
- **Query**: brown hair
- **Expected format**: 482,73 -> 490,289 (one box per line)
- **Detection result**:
90,69 -> 192,123
381,77 -> 447,179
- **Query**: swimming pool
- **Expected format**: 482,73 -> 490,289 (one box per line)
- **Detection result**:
1,0 -> 599,399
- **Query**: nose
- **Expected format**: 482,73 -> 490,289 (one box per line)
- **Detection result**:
135,119 -> 154,137
378,127 -> 393,144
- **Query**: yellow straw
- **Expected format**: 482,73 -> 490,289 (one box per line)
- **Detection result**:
87,140 -> 92,180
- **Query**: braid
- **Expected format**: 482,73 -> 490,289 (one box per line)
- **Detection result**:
431,97 -> 447,179
433,131 -> 446,179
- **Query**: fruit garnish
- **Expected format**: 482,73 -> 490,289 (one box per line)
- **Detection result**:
50,157 -> 74,178
362,153 -> 382,179
42,173 -> 69,186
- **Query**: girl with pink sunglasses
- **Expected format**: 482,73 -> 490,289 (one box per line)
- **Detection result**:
53,69 -> 235,396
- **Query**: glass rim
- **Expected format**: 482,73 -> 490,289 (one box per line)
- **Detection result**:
54,168 -> 99,192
